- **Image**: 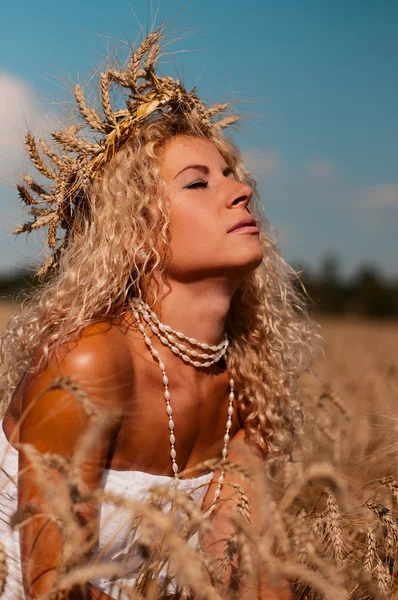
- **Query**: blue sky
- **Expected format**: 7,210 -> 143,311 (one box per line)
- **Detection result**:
0,0 -> 397,278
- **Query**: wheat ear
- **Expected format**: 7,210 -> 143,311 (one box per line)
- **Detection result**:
16,184 -> 41,206
52,128 -> 100,156
74,84 -> 108,134
0,542 -> 7,597
325,493 -> 345,567
100,72 -> 117,125
213,115 -> 240,130
25,132 -> 57,180
363,526 -> 377,573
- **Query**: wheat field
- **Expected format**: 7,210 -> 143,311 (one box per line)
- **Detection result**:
1,302 -> 397,599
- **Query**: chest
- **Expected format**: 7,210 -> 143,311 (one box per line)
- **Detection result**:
108,355 -> 239,474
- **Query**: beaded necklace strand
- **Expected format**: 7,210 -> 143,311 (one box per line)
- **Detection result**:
131,300 -> 234,512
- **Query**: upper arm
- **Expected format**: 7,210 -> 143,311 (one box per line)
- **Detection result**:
17,326 -> 131,595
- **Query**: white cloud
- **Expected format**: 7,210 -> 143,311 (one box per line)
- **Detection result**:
0,72 -> 35,178
0,72 -> 61,271
242,149 -> 279,178
304,159 -> 335,180
364,183 -> 398,207
0,72 -> 58,182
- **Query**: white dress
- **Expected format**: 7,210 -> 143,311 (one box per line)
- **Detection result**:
0,421 -> 213,599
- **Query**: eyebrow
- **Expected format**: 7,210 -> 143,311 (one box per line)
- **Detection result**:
173,164 -> 210,180
173,164 -> 234,180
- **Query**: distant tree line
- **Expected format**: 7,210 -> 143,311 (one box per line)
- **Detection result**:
0,269 -> 37,300
0,255 -> 397,318
293,254 -> 398,318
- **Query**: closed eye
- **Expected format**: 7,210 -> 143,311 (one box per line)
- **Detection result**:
184,180 -> 209,189
224,167 -> 236,179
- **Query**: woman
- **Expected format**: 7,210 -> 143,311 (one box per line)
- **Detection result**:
0,29 -> 316,599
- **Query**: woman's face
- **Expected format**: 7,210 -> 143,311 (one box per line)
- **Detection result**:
159,135 -> 263,282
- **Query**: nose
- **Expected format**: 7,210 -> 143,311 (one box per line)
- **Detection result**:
228,180 -> 253,210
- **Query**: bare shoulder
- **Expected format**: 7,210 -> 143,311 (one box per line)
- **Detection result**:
15,320 -> 134,454
50,319 -> 133,381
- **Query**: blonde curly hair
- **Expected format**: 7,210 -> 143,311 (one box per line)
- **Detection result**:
1,112 -> 320,460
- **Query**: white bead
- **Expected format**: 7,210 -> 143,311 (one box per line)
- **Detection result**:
214,487 -> 221,499
131,301 -> 237,486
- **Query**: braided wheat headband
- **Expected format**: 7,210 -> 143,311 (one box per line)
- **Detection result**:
14,30 -> 239,276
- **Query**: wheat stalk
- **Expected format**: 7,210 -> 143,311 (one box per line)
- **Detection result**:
325,493 -> 345,567
100,72 -> 117,125
22,174 -> 51,199
52,127 -> 100,156
0,542 -> 8,597
363,526 -> 378,573
74,84 -> 108,134
39,139 -> 64,169
25,132 -> 57,180
212,115 -> 240,130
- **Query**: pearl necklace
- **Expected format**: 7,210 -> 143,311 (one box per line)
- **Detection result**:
138,301 -> 229,368
131,300 -> 234,511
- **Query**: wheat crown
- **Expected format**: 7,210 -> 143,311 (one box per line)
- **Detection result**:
15,29 -> 239,276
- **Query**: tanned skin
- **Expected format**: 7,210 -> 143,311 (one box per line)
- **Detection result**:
3,135 -> 292,599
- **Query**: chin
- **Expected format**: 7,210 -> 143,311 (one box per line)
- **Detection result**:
242,255 -> 264,274
225,253 -> 264,279
234,247 -> 264,270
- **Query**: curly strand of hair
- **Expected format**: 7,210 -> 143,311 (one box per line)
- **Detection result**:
1,115 -> 319,461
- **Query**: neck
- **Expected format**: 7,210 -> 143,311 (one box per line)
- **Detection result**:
149,277 -> 237,346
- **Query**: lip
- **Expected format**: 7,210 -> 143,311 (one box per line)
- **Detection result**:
227,216 -> 259,234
